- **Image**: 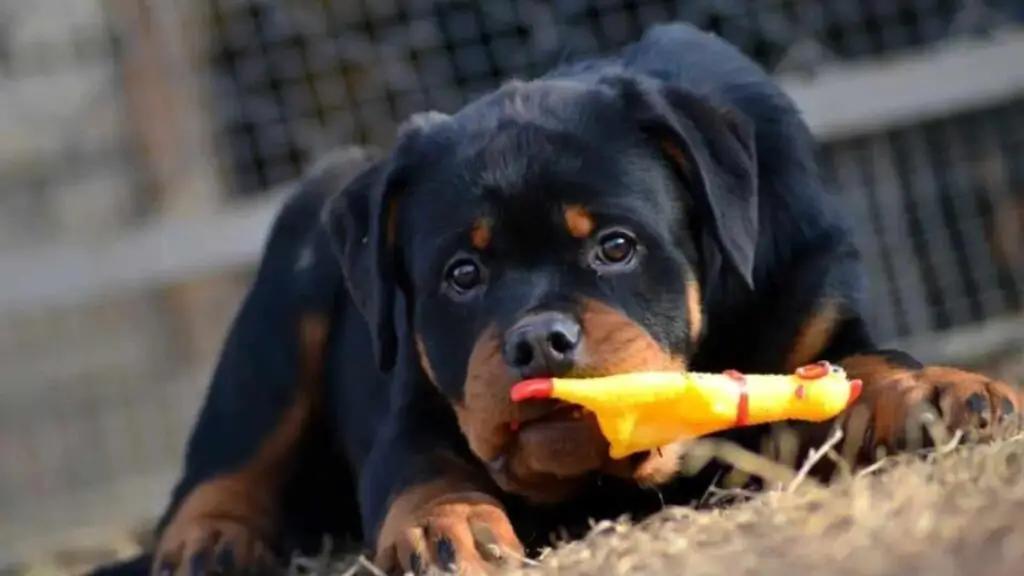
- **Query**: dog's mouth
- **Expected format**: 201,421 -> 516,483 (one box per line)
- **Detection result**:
509,400 -> 590,431
485,398 -> 609,488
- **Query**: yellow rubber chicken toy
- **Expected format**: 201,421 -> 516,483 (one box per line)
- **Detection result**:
510,361 -> 863,459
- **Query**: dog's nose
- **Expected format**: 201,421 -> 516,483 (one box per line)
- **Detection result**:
503,312 -> 582,378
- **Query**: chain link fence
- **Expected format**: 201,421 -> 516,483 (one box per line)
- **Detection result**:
0,0 -> 1022,570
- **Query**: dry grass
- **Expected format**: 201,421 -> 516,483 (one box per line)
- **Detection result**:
11,350 -> 1023,576
505,436 -> 1024,576
286,423 -> 1024,576
19,424 -> 1024,576
282,349 -> 1024,576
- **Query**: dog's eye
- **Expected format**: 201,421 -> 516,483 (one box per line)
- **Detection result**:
444,257 -> 485,295
592,229 -> 639,268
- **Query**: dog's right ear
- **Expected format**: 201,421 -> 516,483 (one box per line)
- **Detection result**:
598,73 -> 759,292
327,112 -> 450,372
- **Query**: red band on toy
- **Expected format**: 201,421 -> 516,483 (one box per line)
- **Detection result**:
511,378 -> 555,402
723,369 -> 750,427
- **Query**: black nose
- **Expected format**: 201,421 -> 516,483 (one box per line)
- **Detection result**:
503,312 -> 582,378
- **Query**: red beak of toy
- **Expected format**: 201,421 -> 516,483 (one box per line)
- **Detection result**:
510,378 -> 555,402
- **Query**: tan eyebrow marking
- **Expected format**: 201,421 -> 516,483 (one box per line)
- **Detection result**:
563,204 -> 595,239
470,218 -> 492,250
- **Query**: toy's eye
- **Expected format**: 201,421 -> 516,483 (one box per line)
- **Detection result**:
443,256 -> 486,297
830,364 -> 846,376
796,363 -> 829,379
589,228 -> 640,270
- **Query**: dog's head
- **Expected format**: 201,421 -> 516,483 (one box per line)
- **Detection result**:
330,72 -> 758,502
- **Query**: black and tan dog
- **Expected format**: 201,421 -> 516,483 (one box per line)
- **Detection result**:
94,22 -> 1020,576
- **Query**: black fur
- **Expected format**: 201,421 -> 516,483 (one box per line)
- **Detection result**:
91,23 -> 1002,576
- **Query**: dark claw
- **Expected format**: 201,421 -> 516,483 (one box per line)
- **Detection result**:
863,419 -> 875,452
965,393 -> 991,427
157,559 -> 177,576
965,392 -> 989,414
487,455 -> 508,474
188,550 -> 210,576
409,552 -> 423,575
435,537 -> 457,569
213,547 -> 236,573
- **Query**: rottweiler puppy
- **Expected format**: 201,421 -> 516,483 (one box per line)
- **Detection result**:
95,22 -> 1020,576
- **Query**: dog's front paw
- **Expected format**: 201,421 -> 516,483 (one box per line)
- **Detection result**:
841,355 -> 1020,458
375,489 -> 524,576
154,517 -> 275,576
916,366 -> 1020,441
153,479 -> 278,576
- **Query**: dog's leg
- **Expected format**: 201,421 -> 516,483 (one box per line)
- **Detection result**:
373,467 -> 523,576
361,391 -> 524,576
832,346 -> 1019,464
752,243 -> 1021,476
783,315 -> 1021,475
152,184 -> 342,575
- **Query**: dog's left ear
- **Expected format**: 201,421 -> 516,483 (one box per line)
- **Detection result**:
327,111 -> 451,372
605,75 -> 758,290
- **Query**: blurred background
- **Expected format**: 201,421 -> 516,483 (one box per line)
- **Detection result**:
0,0 -> 1022,571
